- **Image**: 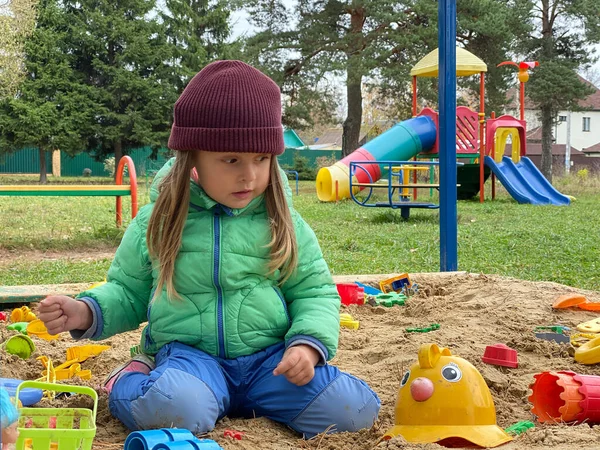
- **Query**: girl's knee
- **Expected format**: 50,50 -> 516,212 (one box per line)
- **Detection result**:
127,368 -> 223,432
291,373 -> 380,438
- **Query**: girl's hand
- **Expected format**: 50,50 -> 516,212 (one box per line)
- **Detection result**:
273,344 -> 320,386
38,296 -> 93,335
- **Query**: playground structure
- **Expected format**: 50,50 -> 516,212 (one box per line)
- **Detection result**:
316,48 -> 570,209
0,155 -> 138,227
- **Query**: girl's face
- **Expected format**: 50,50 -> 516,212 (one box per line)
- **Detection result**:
193,151 -> 272,209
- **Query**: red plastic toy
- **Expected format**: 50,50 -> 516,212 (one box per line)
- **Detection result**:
529,371 -> 600,424
336,284 -> 364,306
482,344 -> 518,368
224,429 -> 243,440
0,311 -> 7,321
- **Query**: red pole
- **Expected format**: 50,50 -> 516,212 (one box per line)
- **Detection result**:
479,72 -> 485,203
335,180 -> 339,203
412,76 -> 418,117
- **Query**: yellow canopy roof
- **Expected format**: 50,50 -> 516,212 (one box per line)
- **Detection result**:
410,47 -> 487,77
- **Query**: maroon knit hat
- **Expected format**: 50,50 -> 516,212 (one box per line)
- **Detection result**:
168,60 -> 284,155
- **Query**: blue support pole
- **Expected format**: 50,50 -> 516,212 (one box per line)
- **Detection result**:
438,0 -> 458,271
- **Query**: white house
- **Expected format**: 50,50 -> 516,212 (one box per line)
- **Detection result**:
508,77 -> 600,157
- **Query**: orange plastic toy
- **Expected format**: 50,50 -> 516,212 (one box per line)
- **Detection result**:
529,371 -> 600,424
552,294 -> 600,311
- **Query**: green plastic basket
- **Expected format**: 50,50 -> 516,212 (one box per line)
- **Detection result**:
14,381 -> 98,450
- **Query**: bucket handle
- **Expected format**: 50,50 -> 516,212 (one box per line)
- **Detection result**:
15,381 -> 98,423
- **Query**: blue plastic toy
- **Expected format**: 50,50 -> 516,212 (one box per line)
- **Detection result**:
354,282 -> 381,295
0,378 -> 43,406
124,429 -> 222,450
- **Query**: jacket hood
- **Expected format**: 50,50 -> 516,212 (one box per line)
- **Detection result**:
149,157 -> 293,215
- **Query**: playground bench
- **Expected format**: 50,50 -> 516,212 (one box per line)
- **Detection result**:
0,156 -> 138,227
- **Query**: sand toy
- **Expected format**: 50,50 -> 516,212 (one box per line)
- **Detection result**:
42,364 -> 92,382
552,294 -> 600,311
482,344 -> 518,368
124,429 -> 223,450
576,318 -> 600,333
529,371 -> 600,424
340,313 -> 359,329
383,343 -> 512,447
336,284 -> 365,305
15,381 -> 97,450
379,273 -> 416,295
66,345 -> 110,362
27,320 -> 60,341
0,378 -> 43,406
10,306 -> 37,323
366,292 -> 406,307
574,335 -> 600,365
7,322 -> 28,334
3,335 -> 36,359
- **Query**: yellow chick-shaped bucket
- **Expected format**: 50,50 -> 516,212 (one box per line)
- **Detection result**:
383,343 -> 512,448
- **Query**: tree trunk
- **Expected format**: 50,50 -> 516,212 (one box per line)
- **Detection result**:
540,104 -> 553,182
539,0 -> 553,182
341,6 -> 366,157
113,139 -> 123,180
39,147 -> 47,184
342,67 -> 363,157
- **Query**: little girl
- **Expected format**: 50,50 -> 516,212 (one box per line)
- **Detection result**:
38,60 -> 380,437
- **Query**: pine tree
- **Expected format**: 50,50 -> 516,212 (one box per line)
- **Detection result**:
0,0 -> 99,183
60,0 -> 179,166
161,0 -> 234,91
521,0 -> 600,181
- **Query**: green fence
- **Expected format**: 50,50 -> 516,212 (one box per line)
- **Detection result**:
0,148 -> 171,177
0,147 -> 342,177
278,148 -> 342,168
0,148 -> 53,174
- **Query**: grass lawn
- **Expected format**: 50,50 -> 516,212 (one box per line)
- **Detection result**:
1,173 -> 599,290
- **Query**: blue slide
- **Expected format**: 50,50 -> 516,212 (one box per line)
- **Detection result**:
484,156 -> 570,205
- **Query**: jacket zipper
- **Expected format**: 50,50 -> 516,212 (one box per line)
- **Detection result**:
213,213 -> 226,358
145,298 -> 155,349
273,288 -> 292,326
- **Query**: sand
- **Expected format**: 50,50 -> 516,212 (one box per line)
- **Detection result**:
2,272 -> 599,450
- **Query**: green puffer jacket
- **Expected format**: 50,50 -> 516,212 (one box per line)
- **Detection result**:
78,158 -> 341,360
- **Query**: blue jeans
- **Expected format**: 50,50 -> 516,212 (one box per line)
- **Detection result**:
109,342 -> 380,438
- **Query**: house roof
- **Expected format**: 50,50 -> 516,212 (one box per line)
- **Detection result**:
526,126 -> 542,141
506,143 -> 582,156
314,126 -> 373,147
582,141 -> 600,154
283,129 -> 306,148
507,75 -> 600,111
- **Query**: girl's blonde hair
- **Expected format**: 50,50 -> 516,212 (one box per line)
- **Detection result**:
147,152 -> 298,300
